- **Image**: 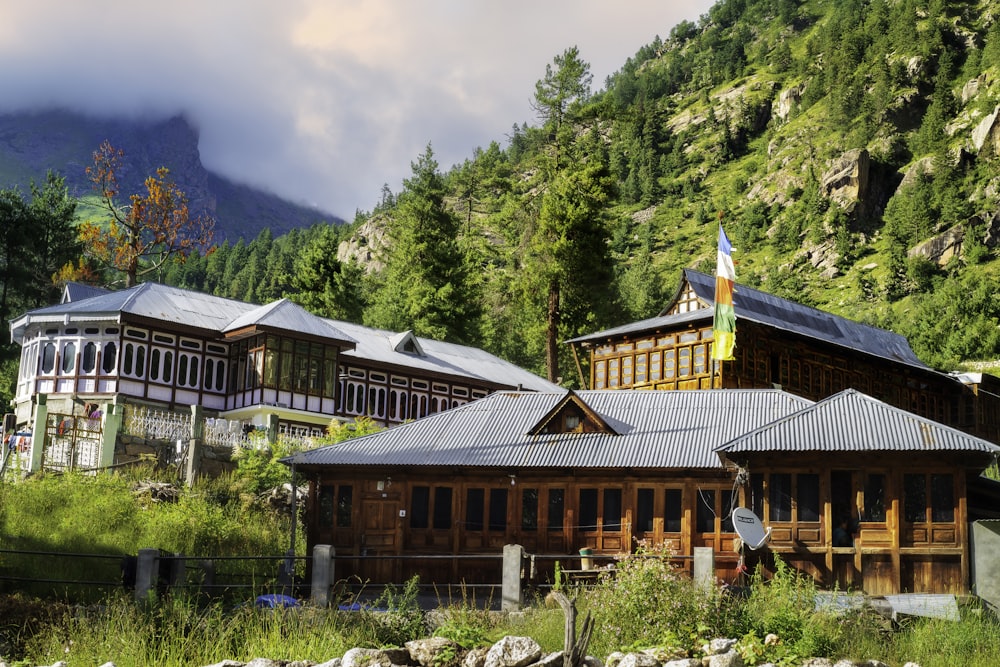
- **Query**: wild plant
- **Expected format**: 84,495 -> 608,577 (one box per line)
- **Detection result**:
581,542 -> 743,657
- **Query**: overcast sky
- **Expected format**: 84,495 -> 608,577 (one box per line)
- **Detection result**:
0,0 -> 715,219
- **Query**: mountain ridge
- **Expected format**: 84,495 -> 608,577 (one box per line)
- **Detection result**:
0,109 -> 342,241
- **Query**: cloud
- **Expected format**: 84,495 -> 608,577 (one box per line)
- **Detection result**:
0,0 -> 714,218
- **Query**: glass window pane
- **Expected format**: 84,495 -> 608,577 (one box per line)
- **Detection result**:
770,473 -> 792,522
465,488 -> 484,531
665,489 -> 682,533
697,489 -> 715,533
931,474 -> 954,523
521,488 -> 538,531
904,474 -> 926,523
319,485 -> 334,527
433,487 -> 453,530
604,488 -> 622,531
337,485 -> 353,527
548,489 -> 564,532
636,488 -> 654,533
797,473 -> 820,522
489,488 -> 508,532
864,474 -> 886,522
410,486 -> 429,529
580,488 -> 598,530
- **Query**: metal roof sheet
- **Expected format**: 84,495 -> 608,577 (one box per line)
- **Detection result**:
717,388 -> 1000,455
568,269 -> 929,371
11,283 -> 556,392
332,320 -> 559,392
223,298 -> 356,344
285,389 -> 814,470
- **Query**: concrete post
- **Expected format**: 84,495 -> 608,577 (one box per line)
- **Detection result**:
29,394 -> 48,473
310,544 -> 337,607
266,413 -> 279,446
693,547 -> 715,589
135,548 -> 160,603
502,544 -> 525,612
200,559 -> 216,597
186,405 -> 203,486
98,403 -> 122,470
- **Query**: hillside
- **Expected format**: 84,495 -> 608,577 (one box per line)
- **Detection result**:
330,0 -> 1000,377
0,110 -> 342,241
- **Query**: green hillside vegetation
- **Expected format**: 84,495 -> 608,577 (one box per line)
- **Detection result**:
221,0 -> 997,381
3,0 -> 1000,398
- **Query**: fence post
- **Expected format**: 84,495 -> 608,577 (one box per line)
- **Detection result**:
693,546 -> 715,589
502,544 -> 525,612
98,403 -> 122,470
310,544 -> 337,607
266,413 -> 279,446
135,548 -> 160,603
186,405 -> 203,486
28,394 -> 48,473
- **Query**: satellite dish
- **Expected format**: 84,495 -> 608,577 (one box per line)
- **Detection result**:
732,507 -> 771,550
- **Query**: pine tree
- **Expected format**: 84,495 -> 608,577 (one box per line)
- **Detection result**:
364,144 -> 479,343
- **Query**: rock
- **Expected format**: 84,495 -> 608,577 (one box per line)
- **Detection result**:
799,659 -> 834,667
530,651 -> 565,667
972,105 -> 1000,155
820,149 -> 870,210
484,637 -> 542,667
707,638 -> 737,655
616,653 -> 659,667
406,637 -> 460,667
201,661 -> 245,667
774,85 -> 803,122
705,650 -> 743,667
462,646 -> 490,667
315,660 -> 343,667
908,225 -> 965,265
246,660 -> 283,667
663,659 -> 701,667
605,652 -> 625,667
342,647 -> 394,667
582,656 -> 603,667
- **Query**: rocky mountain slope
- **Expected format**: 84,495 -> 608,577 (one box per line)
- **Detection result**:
0,110 -> 341,241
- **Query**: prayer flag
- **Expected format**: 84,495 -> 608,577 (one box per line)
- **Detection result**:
712,225 -> 736,361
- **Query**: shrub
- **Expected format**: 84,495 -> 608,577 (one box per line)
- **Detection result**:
582,544 -> 743,657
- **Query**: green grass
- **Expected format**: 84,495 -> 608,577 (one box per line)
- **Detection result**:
4,475 -> 1000,666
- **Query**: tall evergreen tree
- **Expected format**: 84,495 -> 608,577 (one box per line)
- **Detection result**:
364,144 -> 478,343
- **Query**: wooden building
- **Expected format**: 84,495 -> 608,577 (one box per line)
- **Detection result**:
8,283 -> 557,434
566,268 -> 1000,445
285,388 -> 999,595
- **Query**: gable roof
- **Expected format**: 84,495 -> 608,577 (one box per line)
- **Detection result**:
284,389 -> 813,471
716,388 -> 1000,458
10,282 -> 557,392
223,298 -> 355,345
567,268 -> 928,371
332,320 -> 559,392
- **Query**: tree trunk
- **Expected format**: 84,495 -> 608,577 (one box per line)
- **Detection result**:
546,279 -> 560,383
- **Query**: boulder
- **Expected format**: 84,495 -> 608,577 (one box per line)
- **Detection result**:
483,637 -> 542,667
406,637 -> 460,667
820,149 -> 870,210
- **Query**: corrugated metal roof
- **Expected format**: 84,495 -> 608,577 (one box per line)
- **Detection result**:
224,298 -> 356,345
567,269 -> 929,371
333,320 -> 559,392
285,389 -> 814,470
717,388 -> 1000,455
10,283 -> 556,392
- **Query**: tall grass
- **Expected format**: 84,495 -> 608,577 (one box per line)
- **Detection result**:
0,466 -> 302,602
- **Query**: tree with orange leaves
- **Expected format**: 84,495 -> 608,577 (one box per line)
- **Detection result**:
79,140 -> 215,287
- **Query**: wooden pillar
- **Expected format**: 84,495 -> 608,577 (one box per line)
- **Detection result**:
957,473 -> 969,592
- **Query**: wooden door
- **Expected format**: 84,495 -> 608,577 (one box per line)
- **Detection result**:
361,497 -> 400,583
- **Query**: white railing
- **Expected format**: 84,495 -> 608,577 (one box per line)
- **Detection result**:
123,406 -> 192,443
